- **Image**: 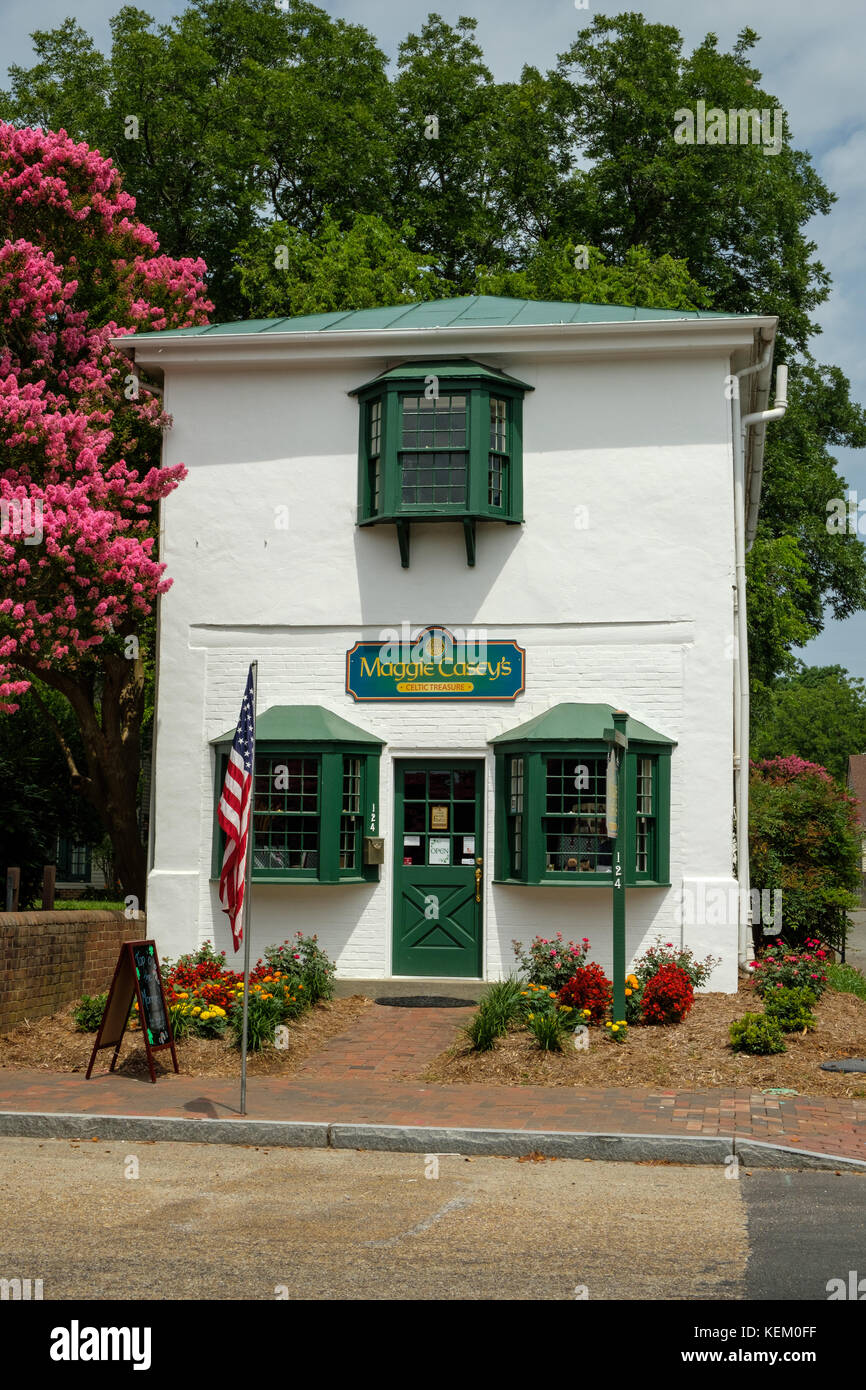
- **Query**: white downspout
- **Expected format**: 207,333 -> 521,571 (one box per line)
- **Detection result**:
731,344 -> 787,967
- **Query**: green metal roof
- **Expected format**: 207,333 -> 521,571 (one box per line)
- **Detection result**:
211,704 -> 384,746
125,295 -> 757,343
349,357 -> 533,395
490,703 -> 676,747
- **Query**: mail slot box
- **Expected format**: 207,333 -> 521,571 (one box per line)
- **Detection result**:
364,837 -> 385,865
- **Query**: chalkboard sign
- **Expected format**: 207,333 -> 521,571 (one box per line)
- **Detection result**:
133,943 -> 170,1046
86,940 -> 179,1084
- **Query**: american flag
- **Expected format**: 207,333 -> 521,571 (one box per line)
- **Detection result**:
217,666 -> 256,951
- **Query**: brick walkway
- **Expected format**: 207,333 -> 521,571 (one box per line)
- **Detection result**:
2,1003 -> 866,1162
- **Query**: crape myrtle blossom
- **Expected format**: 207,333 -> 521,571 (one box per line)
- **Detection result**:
0,121 -> 212,710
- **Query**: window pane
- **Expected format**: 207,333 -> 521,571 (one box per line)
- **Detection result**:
488,453 -> 507,508
342,757 -> 361,813
429,769 -> 451,799
543,756 -> 611,872
369,399 -> 381,456
489,397 -> 507,452
400,452 -> 467,504
453,770 -> 475,800
339,815 -> 357,871
401,394 -> 468,452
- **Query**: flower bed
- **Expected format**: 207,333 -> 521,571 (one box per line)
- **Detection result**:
441,933 -> 866,1095
426,977 -> 866,1097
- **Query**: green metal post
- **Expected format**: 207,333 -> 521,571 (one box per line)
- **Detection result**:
612,710 -> 629,1023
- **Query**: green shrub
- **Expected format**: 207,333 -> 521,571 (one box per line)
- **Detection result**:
631,942 -> 720,990
526,1006 -> 574,1051
762,986 -> 817,1032
480,977 -> 524,1032
512,933 -> 589,989
265,933 -> 336,1004
167,1001 -> 195,1040
729,1012 -> 786,1055
72,993 -> 108,1032
229,992 -> 283,1051
826,962 -> 866,1000
751,938 -> 829,997
464,1008 -> 499,1052
749,758 -> 860,953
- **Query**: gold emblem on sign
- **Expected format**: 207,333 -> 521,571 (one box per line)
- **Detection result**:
430,805 -> 449,830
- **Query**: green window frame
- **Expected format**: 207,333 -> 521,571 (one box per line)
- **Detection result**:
56,836 -> 92,882
211,731 -> 382,886
494,746 -> 671,887
352,359 -> 532,567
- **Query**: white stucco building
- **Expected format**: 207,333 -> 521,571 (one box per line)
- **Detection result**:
120,296 -> 786,990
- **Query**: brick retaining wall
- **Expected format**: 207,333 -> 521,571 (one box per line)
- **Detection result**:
0,911 -> 145,1032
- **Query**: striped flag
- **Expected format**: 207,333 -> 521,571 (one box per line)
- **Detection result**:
217,666 -> 256,951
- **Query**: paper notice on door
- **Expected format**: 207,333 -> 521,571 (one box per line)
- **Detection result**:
463,836 -> 475,856
428,838 -> 450,865
403,835 -> 421,847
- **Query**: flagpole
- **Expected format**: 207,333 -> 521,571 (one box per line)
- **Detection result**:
239,660 -> 258,1116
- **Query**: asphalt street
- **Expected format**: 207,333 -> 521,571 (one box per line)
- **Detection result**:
0,1137 -> 864,1301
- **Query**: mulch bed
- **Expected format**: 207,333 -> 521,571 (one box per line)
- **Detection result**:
421,981 -> 866,1098
0,995 -> 373,1078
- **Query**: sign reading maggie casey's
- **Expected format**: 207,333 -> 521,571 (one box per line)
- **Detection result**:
346,626 -> 525,701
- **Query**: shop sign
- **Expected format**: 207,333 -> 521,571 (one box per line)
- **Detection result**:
346,626 -> 525,702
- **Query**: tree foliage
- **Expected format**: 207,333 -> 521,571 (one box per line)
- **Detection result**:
749,756 -> 861,952
0,120 -> 211,898
751,665 -> 866,782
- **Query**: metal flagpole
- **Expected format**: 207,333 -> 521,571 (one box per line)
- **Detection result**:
240,660 -> 258,1116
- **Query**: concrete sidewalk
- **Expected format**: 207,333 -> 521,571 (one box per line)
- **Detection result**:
1,1001 -> 865,1169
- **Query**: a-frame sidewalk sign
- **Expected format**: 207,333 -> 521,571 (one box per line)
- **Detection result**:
86,939 -> 179,1084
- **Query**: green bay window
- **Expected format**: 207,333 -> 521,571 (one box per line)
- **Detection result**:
352,359 -> 532,567
492,704 -> 674,886
211,706 -> 383,885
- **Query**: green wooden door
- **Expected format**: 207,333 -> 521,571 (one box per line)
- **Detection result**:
392,760 -> 484,977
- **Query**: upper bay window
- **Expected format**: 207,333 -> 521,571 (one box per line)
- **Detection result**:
351,359 -> 532,567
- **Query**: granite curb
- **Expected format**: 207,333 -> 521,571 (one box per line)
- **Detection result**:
1,1108 -> 865,1170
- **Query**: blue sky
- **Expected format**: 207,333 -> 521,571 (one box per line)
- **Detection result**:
3,0 -> 864,678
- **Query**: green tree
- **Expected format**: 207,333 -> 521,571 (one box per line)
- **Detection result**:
476,240 -> 711,309
553,12 -> 866,690
749,756 -> 860,952
4,2 -> 865,725
751,665 -> 866,782
236,212 -> 449,318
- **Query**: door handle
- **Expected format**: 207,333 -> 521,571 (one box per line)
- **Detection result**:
475,856 -> 483,902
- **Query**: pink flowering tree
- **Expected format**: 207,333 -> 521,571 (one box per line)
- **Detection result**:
0,122 -> 212,900
749,756 -> 860,954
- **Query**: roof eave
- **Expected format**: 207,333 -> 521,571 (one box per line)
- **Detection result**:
114,314 -> 778,373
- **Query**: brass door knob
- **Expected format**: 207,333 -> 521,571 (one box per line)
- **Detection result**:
474,857 -> 483,902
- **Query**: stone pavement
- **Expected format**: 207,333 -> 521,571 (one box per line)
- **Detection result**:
1,1001 -> 865,1165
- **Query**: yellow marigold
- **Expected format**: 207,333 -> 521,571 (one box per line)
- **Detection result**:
625,988 -> 633,996
626,975 -> 638,988
192,1007 -> 201,1015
